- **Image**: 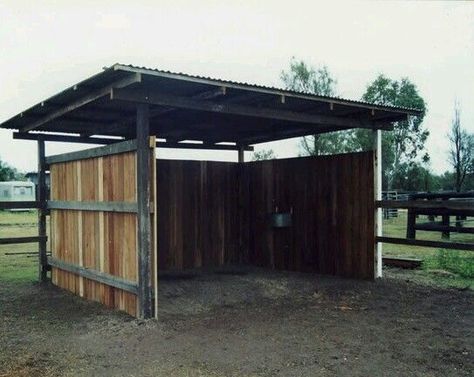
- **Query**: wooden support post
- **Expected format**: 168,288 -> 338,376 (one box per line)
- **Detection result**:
373,130 -> 382,278
442,213 -> 450,239
238,146 -> 245,163
406,194 -> 416,239
136,104 -> 152,319
37,136 -> 48,282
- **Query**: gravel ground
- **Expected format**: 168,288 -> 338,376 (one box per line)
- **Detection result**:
1,267 -> 473,376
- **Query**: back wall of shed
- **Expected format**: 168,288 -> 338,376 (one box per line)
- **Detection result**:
156,151 -> 374,279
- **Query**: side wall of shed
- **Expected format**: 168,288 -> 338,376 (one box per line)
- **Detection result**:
245,151 -> 374,279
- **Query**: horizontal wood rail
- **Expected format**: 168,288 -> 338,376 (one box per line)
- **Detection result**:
382,256 -> 422,269
48,257 -> 138,295
46,139 -> 137,165
48,200 -> 138,213
0,236 -> 47,245
414,223 -> 474,234
0,201 -> 42,210
376,236 -> 474,251
13,132 -> 254,151
376,200 -> 474,216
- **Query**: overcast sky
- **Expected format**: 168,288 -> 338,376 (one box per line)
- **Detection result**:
0,0 -> 472,174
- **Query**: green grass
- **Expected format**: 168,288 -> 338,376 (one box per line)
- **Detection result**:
382,211 -> 474,289
0,210 -> 46,283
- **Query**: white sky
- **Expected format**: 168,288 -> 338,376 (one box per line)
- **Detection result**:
0,0 -> 473,174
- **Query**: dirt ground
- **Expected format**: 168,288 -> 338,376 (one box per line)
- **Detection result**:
0,267 -> 473,377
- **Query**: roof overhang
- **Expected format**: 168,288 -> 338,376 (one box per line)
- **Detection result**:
0,64 -> 423,148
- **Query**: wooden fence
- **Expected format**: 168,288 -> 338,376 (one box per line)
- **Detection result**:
156,151 -> 375,280
156,160 -> 241,270
244,152 -> 375,279
48,138 -> 156,317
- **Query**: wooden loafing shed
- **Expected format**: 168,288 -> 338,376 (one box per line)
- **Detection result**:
0,64 -> 421,318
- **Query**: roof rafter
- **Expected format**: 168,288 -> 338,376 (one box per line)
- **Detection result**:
110,87 -> 392,131
19,73 -> 142,133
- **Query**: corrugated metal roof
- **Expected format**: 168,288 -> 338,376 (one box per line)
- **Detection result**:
0,63 -> 423,145
112,63 -> 422,114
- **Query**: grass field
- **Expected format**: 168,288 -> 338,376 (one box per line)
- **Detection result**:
1,210 -> 473,288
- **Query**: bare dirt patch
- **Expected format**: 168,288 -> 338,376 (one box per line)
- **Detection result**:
1,267 -> 473,376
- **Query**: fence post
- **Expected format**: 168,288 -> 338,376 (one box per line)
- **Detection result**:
373,130 -> 382,278
406,194 -> 416,239
136,104 -> 152,319
37,136 -> 48,282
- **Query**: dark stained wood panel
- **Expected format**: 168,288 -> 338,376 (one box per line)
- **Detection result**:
245,152 -> 374,280
156,160 -> 242,271
156,152 -> 374,280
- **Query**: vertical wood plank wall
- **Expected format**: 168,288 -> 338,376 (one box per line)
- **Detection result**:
156,160 -> 241,270
157,152 -> 374,280
245,151 -> 374,279
50,143 -> 156,317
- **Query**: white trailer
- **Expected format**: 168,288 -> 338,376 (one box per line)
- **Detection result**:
0,181 -> 36,211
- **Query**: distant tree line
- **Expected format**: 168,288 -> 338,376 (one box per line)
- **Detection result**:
0,159 -> 23,181
253,58 -> 474,193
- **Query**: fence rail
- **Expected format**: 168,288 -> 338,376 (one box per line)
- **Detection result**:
376,197 -> 473,251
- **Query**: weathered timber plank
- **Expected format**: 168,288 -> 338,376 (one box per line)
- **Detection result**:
0,236 -> 47,245
38,136 -> 48,282
136,104 -> 152,319
0,201 -> 41,209
47,200 -> 138,213
45,139 -> 137,165
20,73 -> 141,132
376,236 -> 474,251
48,257 -> 138,294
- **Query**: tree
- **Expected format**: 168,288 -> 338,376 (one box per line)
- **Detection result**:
251,149 -> 276,161
448,102 -> 474,192
0,159 -> 22,181
280,59 -> 356,156
355,75 -> 428,189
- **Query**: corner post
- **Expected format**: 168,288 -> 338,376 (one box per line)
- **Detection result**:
238,146 -> 245,163
37,136 -> 48,282
136,104 -> 152,319
373,129 -> 383,278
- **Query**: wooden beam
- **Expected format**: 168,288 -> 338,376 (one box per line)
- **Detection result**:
48,257 -> 138,294
376,236 -> 474,252
382,256 -> 422,269
157,142 -> 253,151
47,200 -> 138,213
136,104 -> 152,319
376,200 -> 474,216
37,136 -> 48,282
111,87 -> 391,130
414,223 -> 474,234
14,132 -> 253,151
104,87 -> 228,135
45,139 -> 136,165
238,146 -> 245,163
0,201 -> 42,209
0,236 -> 47,245
20,73 -> 141,132
14,132 -> 124,145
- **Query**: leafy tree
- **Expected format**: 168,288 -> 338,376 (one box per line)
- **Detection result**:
391,162 -> 433,192
354,75 -> 428,190
280,59 -> 356,156
251,149 -> 276,161
448,102 -> 474,192
0,158 -> 22,181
